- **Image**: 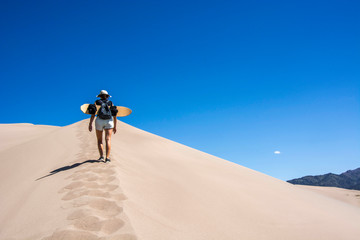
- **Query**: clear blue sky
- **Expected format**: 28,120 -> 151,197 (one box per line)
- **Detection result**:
1,0 -> 359,180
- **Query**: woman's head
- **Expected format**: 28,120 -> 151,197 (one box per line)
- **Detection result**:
96,90 -> 111,99
100,94 -> 108,100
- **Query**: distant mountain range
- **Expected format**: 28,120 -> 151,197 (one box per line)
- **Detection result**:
287,168 -> 360,190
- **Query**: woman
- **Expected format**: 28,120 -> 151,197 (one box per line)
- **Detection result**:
88,90 -> 117,163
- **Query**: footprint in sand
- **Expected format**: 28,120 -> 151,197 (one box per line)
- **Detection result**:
42,230 -> 99,240
113,193 -> 128,201
67,206 -> 125,233
63,197 -> 123,215
100,233 -> 138,240
90,168 -> 116,175
87,175 -> 99,181
88,198 -> 123,216
99,176 -> 117,184
101,218 -> 125,234
67,172 -> 99,181
62,189 -> 111,201
75,163 -> 111,172
69,196 -> 91,207
67,209 -> 91,220
83,182 -> 119,191
83,182 -> 102,189
73,215 -> 103,231
71,215 -> 125,234
103,184 -> 119,191
66,181 -> 85,189
84,189 -> 111,198
61,177 -> 118,190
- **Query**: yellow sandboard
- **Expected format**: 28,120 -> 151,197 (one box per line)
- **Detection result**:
80,104 -> 132,117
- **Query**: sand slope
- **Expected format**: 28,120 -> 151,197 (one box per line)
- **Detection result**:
296,185 -> 360,208
1,119 -> 360,240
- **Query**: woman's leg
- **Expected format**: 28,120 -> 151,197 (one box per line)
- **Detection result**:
104,128 -> 113,159
96,129 -> 104,157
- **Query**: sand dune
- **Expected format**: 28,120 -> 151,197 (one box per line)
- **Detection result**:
1,119 -> 360,240
0,123 -> 59,152
296,185 -> 360,208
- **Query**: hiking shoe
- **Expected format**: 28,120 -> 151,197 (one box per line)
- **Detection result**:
105,158 -> 111,163
98,156 -> 104,162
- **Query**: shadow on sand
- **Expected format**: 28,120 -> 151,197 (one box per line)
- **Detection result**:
36,159 -> 103,181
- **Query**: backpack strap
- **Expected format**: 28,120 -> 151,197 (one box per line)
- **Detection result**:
104,99 -> 110,110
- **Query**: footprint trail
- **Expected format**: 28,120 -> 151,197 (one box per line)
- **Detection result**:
42,121 -> 138,240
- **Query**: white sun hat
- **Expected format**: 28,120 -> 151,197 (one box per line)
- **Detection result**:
96,90 -> 112,98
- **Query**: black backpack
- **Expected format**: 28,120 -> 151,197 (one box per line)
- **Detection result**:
97,99 -> 112,119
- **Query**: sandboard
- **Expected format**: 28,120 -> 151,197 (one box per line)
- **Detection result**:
80,104 -> 132,117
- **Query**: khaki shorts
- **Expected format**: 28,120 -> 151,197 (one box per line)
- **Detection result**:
95,117 -> 114,131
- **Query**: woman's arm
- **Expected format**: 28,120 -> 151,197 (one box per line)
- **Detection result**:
113,115 -> 117,134
88,102 -> 97,132
110,101 -> 117,134
89,114 -> 95,132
